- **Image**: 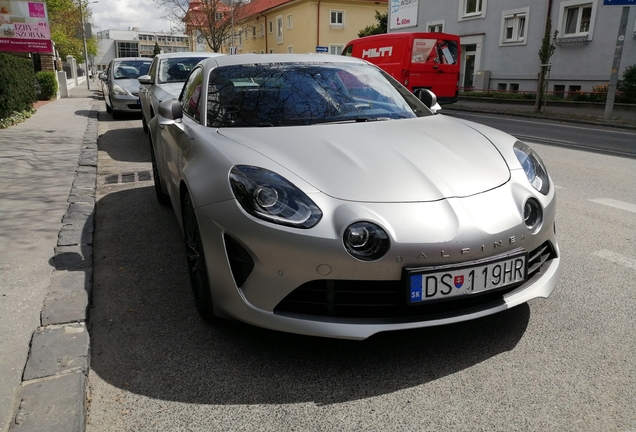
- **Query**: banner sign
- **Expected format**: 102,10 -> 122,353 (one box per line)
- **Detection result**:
0,1 -> 52,53
389,0 -> 418,30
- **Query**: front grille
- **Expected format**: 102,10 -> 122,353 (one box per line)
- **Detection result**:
274,241 -> 557,323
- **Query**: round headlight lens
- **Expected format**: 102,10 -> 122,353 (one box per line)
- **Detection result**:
343,222 -> 390,261
514,141 -> 550,195
524,198 -> 543,232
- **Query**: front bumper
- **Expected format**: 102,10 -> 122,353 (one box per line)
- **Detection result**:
110,93 -> 141,112
195,172 -> 561,340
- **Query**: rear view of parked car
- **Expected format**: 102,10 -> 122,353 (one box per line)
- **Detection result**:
138,52 -> 224,133
101,57 -> 151,119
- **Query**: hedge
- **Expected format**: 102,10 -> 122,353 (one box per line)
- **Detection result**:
36,71 -> 58,100
0,53 -> 37,120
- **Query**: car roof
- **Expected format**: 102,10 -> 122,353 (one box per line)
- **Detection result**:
111,57 -> 152,63
153,52 -> 225,60
200,53 -> 368,68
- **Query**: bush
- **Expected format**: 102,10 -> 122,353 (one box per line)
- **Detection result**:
617,65 -> 636,103
36,71 -> 58,100
0,53 -> 36,120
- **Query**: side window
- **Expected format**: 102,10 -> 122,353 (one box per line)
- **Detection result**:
180,67 -> 204,123
148,58 -> 159,81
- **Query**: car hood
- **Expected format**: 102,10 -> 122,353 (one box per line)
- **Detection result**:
218,115 -> 511,202
157,82 -> 185,98
117,78 -> 142,95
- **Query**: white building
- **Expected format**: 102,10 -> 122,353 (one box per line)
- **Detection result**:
94,27 -> 190,70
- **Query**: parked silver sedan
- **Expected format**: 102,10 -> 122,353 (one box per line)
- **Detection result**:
150,54 -> 561,340
138,52 -> 224,133
100,57 -> 151,119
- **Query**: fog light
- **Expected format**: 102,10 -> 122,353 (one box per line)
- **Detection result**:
343,222 -> 390,261
524,198 -> 543,232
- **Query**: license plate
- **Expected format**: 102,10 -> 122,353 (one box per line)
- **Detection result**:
406,250 -> 527,304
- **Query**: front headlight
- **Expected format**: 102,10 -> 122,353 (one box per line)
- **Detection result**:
229,165 -> 322,229
513,141 -> 550,195
111,83 -> 130,96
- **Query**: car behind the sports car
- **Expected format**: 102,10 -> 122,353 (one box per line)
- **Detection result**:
149,54 -> 561,340
138,52 -> 224,133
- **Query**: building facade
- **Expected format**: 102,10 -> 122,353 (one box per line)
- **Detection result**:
388,0 -> 636,95
185,0 -> 388,55
94,28 -> 190,70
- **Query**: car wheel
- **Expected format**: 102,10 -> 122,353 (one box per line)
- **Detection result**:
182,191 -> 216,322
149,136 -> 170,206
142,113 -> 149,133
105,99 -> 112,113
111,109 -> 120,120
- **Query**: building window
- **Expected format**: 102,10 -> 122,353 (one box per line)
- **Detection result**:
497,83 -> 507,91
500,8 -> 528,45
330,45 -> 344,55
259,23 -> 264,37
287,46 -> 293,53
554,85 -> 566,98
276,15 -> 283,43
565,4 -> 591,35
116,41 -> 139,57
426,20 -> 444,32
460,0 -> 486,19
510,83 -> 519,93
268,20 -> 273,34
568,85 -> 582,98
215,12 -> 223,21
557,0 -> 597,41
330,10 -> 344,27
287,14 -> 293,30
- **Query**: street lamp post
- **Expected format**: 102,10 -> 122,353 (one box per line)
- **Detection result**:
78,0 -> 98,90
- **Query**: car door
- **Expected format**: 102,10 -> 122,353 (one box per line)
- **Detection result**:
159,66 -> 204,203
139,57 -> 158,122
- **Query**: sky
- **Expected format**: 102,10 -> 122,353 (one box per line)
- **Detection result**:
90,0 -> 180,34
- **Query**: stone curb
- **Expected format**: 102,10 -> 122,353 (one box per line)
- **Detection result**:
8,105 -> 99,432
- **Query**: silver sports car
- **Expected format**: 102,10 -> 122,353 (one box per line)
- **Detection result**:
149,54 -> 561,340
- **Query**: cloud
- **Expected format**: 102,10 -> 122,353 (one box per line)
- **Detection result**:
90,0 -> 179,33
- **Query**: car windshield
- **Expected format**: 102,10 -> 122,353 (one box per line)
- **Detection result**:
113,61 -> 151,79
206,62 -> 431,127
158,57 -> 208,83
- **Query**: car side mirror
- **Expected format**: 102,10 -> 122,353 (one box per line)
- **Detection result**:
416,89 -> 442,114
158,99 -> 183,123
99,74 -> 108,82
138,75 -> 153,85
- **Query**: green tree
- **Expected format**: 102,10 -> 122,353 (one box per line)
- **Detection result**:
358,11 -> 387,38
44,0 -> 97,62
534,17 -> 557,113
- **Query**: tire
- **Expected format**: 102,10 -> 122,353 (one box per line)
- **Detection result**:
182,191 -> 215,322
111,108 -> 120,120
105,99 -> 112,113
149,136 -> 170,206
142,113 -> 149,133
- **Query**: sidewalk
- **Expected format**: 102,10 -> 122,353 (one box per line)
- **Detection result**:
0,86 -> 100,432
443,97 -> 636,129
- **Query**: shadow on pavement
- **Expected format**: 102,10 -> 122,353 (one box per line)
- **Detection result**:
97,115 -> 148,163
89,185 -> 531,406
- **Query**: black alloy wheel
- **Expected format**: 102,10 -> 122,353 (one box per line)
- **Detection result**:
149,136 -> 170,206
182,191 -> 215,322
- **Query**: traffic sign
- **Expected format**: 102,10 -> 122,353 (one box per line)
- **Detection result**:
603,0 -> 635,5
316,46 -> 328,53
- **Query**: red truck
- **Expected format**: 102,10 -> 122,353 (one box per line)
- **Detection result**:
342,32 -> 461,103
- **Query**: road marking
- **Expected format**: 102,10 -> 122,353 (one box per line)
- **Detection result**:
592,250 -> 636,270
589,198 -> 636,214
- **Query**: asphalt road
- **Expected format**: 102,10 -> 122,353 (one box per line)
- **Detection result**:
86,110 -> 636,431
442,110 -> 636,159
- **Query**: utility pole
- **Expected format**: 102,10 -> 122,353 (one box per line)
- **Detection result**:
604,6 -> 630,121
